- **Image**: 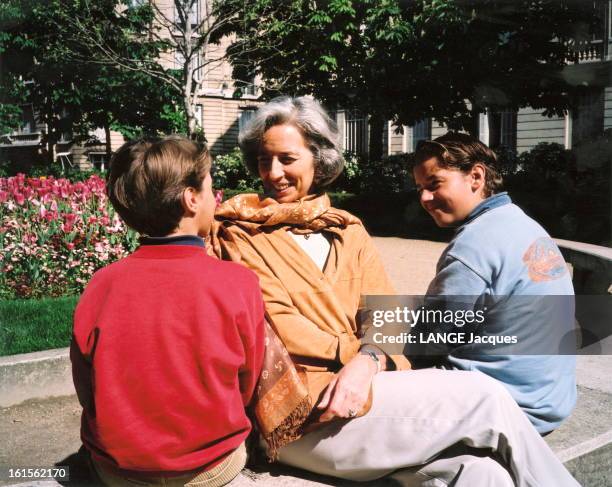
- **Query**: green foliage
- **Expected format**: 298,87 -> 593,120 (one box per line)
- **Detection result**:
0,71 -> 28,134
331,151 -> 413,194
0,296 -> 77,356
0,103 -> 23,135
505,140 -> 611,245
0,0 -> 180,152
359,153 -> 414,193
0,158 -> 106,181
329,151 -> 363,193
517,142 -> 574,179
221,0 -> 599,134
159,104 -> 189,135
328,191 -> 453,242
494,145 -> 521,177
212,148 -> 262,191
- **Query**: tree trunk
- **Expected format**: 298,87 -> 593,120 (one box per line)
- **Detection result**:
368,113 -> 385,162
184,92 -> 195,138
187,112 -> 196,138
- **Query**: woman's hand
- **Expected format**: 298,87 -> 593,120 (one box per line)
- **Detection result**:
317,353 -> 378,422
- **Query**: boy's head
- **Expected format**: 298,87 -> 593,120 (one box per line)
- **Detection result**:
412,132 -> 503,227
107,136 -> 215,237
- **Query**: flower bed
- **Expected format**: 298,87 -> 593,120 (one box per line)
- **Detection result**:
0,174 -> 138,299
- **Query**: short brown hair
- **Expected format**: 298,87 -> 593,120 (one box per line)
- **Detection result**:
414,132 -> 503,197
107,136 -> 211,236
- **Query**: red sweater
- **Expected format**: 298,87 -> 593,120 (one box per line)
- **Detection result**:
71,244 -> 265,476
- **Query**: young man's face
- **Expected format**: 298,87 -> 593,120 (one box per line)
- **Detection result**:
413,157 -> 486,227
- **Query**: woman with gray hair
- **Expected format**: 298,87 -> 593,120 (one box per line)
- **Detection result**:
211,96 -> 578,486
239,96 -> 344,192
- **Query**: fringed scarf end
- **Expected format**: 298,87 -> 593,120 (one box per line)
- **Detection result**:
262,396 -> 312,462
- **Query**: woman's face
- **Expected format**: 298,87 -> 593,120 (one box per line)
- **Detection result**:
258,124 -> 316,203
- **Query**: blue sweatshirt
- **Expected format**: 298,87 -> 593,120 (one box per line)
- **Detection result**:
425,193 -> 577,433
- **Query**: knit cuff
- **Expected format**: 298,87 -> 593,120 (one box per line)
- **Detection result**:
186,443 -> 247,487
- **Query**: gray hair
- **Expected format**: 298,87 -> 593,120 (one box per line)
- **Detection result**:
239,96 -> 344,189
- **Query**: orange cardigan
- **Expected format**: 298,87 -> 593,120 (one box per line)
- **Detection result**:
215,215 -> 410,405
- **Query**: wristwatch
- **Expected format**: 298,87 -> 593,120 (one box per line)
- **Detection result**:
361,347 -> 382,374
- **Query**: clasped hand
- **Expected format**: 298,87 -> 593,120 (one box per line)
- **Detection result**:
316,353 -> 377,422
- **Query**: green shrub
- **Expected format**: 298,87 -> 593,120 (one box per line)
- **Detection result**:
329,152 -> 364,193
212,148 -> 261,192
494,146 -> 520,176
517,142 -> 575,180
502,139 -> 610,245
331,151 -> 414,194
0,157 -> 107,182
361,152 -> 414,193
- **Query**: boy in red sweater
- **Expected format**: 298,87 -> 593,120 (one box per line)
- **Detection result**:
71,136 -> 265,486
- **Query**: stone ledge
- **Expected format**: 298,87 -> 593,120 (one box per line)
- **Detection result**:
554,238 -> 612,262
553,238 -> 612,295
0,349 -> 74,408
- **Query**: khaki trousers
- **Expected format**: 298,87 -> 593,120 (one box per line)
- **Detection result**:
92,443 -> 246,487
278,370 -> 578,486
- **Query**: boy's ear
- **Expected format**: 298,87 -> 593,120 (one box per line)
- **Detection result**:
470,163 -> 486,193
181,187 -> 199,214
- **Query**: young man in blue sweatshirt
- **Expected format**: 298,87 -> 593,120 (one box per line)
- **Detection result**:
412,132 -> 576,434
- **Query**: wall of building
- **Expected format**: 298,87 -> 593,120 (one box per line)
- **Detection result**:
516,107 -> 566,153
604,87 -> 612,130
202,97 -> 261,155
387,123 -> 405,154
71,130 -> 125,170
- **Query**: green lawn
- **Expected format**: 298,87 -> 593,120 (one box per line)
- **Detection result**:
0,296 -> 78,356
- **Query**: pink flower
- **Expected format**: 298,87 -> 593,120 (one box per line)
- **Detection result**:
0,190 -> 8,203
14,192 -> 25,205
61,213 -> 78,232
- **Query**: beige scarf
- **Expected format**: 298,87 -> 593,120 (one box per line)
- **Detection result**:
214,192 -> 360,231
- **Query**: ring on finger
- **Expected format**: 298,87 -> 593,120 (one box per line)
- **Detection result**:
347,408 -> 357,418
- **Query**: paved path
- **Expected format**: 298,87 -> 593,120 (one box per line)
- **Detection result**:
374,237 -> 446,295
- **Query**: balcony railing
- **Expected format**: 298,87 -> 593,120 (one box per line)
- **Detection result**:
0,132 -> 42,147
567,39 -> 607,63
